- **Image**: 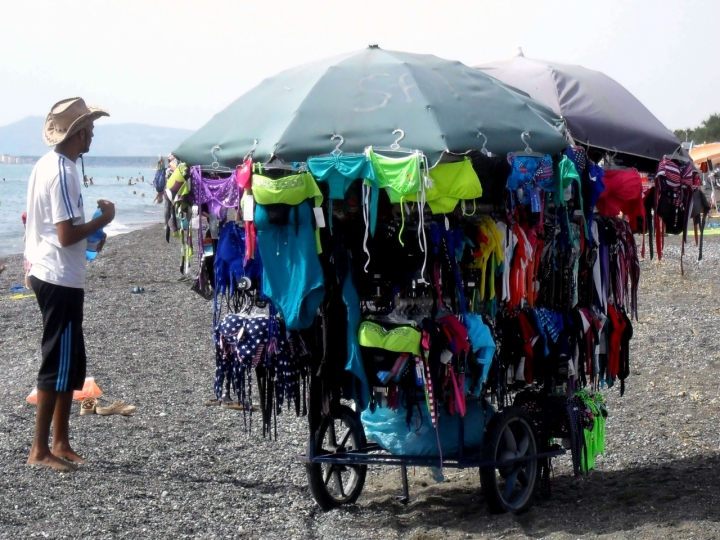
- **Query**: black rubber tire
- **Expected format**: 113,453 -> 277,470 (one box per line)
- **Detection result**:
306,405 -> 367,511
479,407 -> 540,515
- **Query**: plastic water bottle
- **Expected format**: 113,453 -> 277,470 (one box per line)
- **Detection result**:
86,208 -> 104,261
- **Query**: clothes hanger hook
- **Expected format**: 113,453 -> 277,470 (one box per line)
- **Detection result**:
391,129 -> 405,150
210,145 -> 221,169
477,132 -> 488,155
331,134 -> 345,155
521,132 -> 533,154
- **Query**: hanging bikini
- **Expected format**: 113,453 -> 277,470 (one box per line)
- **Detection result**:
307,152 -> 378,234
252,171 -> 326,331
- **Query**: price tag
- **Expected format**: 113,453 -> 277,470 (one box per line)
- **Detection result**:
243,194 -> 254,221
190,205 -> 200,229
414,357 -> 425,387
528,187 -> 541,213
313,207 -> 326,228
203,239 -> 214,257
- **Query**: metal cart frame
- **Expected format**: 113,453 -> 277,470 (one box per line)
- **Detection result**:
299,397 -> 566,514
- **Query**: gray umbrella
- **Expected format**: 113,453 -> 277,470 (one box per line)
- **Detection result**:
174,46 -> 569,167
476,53 -> 681,161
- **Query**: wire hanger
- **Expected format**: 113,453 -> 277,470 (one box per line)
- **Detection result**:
370,129 -> 418,155
263,158 -> 305,172
664,145 -> 690,163
263,153 -> 307,172
317,134 -> 357,158
477,132 -> 490,156
331,134 -> 344,155
603,147 -> 625,170
201,145 -> 234,173
244,139 -> 258,161
520,132 -> 547,158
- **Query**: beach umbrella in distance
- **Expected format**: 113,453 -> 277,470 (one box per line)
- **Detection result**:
475,51 -> 681,163
174,45 -> 569,167
689,143 -> 720,168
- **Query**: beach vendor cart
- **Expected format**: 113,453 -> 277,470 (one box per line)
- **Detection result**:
174,46 -> 637,515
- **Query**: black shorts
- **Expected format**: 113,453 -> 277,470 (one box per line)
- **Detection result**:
30,276 -> 87,392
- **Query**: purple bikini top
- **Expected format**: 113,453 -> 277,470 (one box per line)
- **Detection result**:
190,166 -> 240,218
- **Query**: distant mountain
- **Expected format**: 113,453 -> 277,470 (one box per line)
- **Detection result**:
0,116 -> 194,157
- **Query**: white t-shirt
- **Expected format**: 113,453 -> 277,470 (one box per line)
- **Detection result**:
25,151 -> 87,288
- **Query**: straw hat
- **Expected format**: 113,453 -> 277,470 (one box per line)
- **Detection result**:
43,97 -> 109,146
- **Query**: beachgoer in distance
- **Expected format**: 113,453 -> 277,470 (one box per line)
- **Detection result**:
24,97 -> 116,472
153,155 -> 166,203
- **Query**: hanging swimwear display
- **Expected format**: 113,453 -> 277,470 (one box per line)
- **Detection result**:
651,156 -> 702,274
165,127 -> 647,483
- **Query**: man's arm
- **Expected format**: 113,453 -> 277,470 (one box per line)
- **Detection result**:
56,200 -> 115,247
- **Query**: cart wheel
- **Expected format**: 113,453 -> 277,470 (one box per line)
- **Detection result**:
306,405 -> 367,511
479,407 -> 540,515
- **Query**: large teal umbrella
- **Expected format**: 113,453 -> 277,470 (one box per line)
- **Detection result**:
174,46 -> 568,166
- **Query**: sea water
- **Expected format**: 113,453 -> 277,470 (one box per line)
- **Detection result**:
0,161 -> 164,256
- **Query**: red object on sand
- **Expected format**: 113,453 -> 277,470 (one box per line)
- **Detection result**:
25,377 -> 103,404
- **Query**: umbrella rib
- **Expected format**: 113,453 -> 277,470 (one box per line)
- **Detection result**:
400,62 -> 448,166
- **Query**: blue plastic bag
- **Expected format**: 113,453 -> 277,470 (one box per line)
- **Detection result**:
361,398 -> 494,457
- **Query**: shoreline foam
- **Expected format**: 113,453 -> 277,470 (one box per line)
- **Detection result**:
0,219 -> 163,257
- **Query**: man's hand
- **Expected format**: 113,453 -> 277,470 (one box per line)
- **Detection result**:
96,233 -> 108,253
97,200 -> 116,222
57,199 -> 116,247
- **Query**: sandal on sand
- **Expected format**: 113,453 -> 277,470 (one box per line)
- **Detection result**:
220,401 -> 260,412
220,401 -> 244,410
96,401 -> 136,416
80,397 -> 98,416
204,398 -> 222,406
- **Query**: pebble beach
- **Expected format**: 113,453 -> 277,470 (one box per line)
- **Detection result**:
1,226 -> 719,539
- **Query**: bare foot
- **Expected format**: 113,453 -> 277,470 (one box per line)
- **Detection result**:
52,445 -> 86,465
26,453 -> 78,472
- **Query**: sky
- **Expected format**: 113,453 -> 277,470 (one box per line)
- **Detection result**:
0,0 -> 716,133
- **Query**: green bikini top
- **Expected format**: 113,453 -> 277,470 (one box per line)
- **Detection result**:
358,320 -> 422,356
252,172 -> 324,207
407,157 -> 482,214
366,149 -> 422,204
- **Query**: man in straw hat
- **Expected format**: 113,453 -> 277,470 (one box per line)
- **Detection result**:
24,97 -> 116,471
